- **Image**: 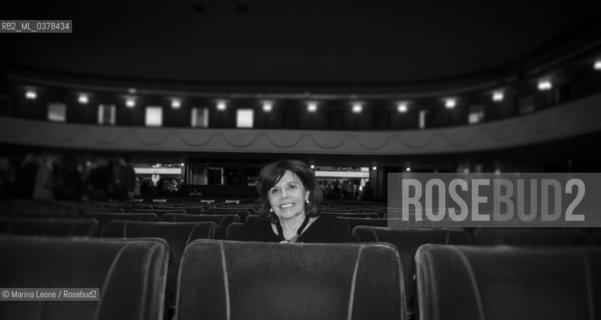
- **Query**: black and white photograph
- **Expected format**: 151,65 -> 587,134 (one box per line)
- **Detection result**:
1,1 -> 601,319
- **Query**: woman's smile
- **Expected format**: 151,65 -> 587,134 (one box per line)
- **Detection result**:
268,170 -> 309,220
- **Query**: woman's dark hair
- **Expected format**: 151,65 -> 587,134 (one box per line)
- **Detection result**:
257,160 -> 322,220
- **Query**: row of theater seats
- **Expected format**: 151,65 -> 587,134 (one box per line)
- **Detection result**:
0,211 -> 387,240
2,198 -> 388,219
0,213 -> 239,239
416,244 -> 601,320
352,226 -> 601,319
1,198 -> 259,221
4,217 -> 601,294
0,235 -> 405,320
2,234 -> 601,320
2,212 -> 601,320
0,217 -> 221,319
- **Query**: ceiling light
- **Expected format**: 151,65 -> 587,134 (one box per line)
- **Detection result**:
492,91 -> 504,102
171,99 -> 181,109
445,98 -> 456,109
397,102 -> 408,113
216,100 -> 227,111
78,94 -> 89,104
25,90 -> 37,100
307,101 -> 318,113
126,97 -> 136,108
594,60 -> 601,70
538,80 -> 552,91
352,102 -> 363,114
262,100 -> 273,112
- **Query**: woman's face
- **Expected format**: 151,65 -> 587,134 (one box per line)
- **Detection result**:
267,170 -> 310,220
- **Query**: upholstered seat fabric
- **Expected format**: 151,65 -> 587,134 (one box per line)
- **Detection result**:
472,228 -> 594,245
161,213 -> 239,239
353,227 -> 471,318
225,222 -> 245,240
189,209 -> 250,223
85,212 -> 158,233
0,217 -> 98,237
0,236 -> 168,320
416,245 -> 601,320
101,220 -> 216,316
339,217 -> 389,233
177,240 -> 406,320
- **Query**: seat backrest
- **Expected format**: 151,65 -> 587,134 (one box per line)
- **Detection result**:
189,209 -> 250,222
130,204 -> 154,210
84,212 -> 158,232
416,245 -> 601,320
0,236 -> 168,320
161,213 -> 239,239
2,199 -> 81,217
225,222 -> 246,240
176,240 -> 406,320
129,209 -> 187,220
473,228 -> 594,246
353,226 -> 471,318
101,220 -> 217,316
94,207 -> 126,213
323,212 -> 381,219
338,217 -> 388,232
0,217 -> 98,237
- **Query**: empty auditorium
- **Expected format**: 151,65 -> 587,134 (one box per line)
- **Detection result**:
2,1 -> 601,319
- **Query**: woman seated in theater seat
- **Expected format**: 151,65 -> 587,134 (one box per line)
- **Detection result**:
235,160 -> 352,243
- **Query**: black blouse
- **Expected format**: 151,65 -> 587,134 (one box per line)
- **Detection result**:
235,214 -> 353,243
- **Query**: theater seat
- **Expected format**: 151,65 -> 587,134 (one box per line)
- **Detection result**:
189,209 -> 250,223
416,245 -> 601,320
101,221 -> 217,319
473,228 -> 594,246
2,199 -> 80,217
353,227 -> 471,319
176,240 -> 406,320
338,217 -> 388,233
0,217 -> 98,237
84,212 -> 158,234
322,212 -> 381,219
129,209 -> 187,220
0,236 -> 168,320
225,222 -> 245,240
161,213 -> 239,239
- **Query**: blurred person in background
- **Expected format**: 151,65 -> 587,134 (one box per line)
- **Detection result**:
53,154 -> 84,200
33,154 -> 55,200
14,153 -> 38,198
0,157 -> 15,198
85,159 -> 111,201
108,156 -> 136,201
